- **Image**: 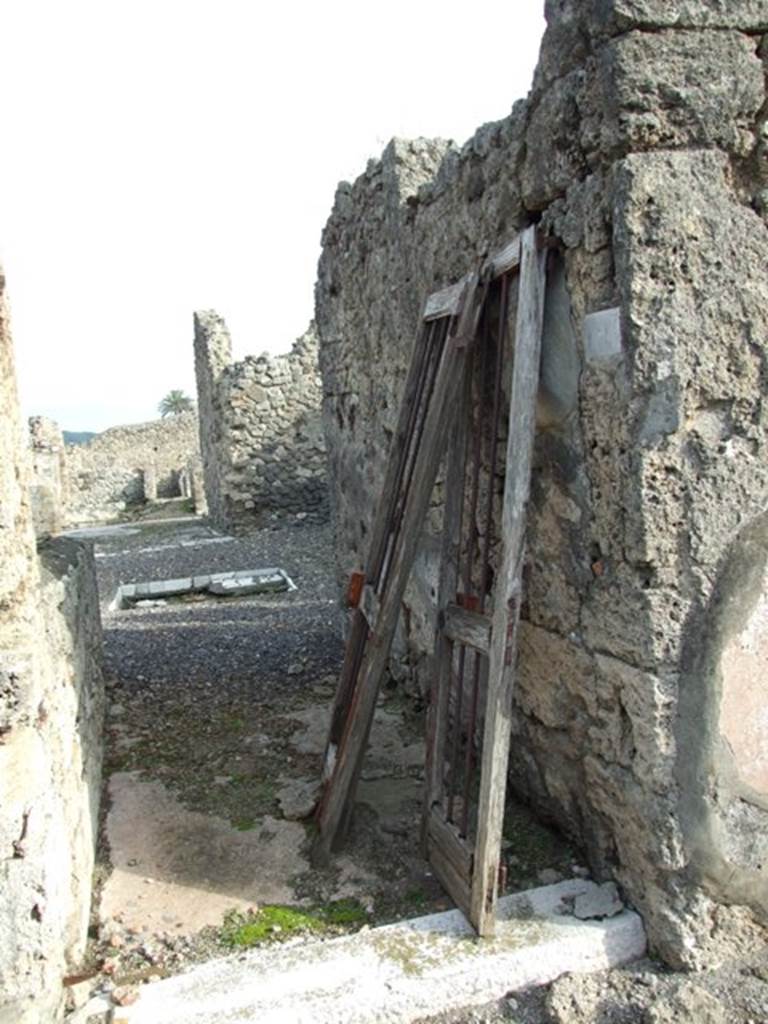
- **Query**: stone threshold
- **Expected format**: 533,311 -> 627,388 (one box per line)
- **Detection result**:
111,880 -> 646,1023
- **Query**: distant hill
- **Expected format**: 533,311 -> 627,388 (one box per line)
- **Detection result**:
63,431 -> 97,446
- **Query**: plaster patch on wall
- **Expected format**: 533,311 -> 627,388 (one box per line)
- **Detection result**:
720,565 -> 768,798
583,307 -> 623,364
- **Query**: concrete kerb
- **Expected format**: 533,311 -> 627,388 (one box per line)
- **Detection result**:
115,880 -> 646,1024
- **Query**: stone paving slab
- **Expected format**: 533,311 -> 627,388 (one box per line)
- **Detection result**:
144,578 -> 193,598
111,568 -> 296,610
117,881 -> 646,1023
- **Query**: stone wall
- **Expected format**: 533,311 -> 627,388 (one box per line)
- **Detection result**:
28,415 -> 67,537
0,270 -> 104,1022
64,412 -> 199,524
315,0 -> 768,966
194,311 -> 329,532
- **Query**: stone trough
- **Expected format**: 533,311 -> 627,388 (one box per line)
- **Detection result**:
110,568 -> 297,611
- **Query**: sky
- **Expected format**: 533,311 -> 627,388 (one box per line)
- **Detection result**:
0,1 -> 546,433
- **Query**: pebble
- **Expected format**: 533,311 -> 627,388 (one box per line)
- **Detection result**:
537,868 -> 563,885
112,985 -> 139,1007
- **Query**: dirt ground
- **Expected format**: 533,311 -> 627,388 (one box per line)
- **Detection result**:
65,513 -> 768,1023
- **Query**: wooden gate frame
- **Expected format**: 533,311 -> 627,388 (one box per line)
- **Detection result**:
424,225 -> 547,935
312,269 -> 487,866
312,226 -> 547,938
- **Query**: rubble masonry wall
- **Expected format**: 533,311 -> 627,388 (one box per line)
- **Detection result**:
0,271 -> 104,1023
315,0 -> 768,966
194,311 -> 329,532
64,412 -> 199,524
28,415 -> 67,537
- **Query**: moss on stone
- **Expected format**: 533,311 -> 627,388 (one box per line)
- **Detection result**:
320,898 -> 368,926
220,898 -> 369,949
221,906 -> 324,948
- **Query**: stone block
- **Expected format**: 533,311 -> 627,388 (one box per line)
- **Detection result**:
606,0 -> 768,31
147,578 -> 192,597
591,30 -> 763,158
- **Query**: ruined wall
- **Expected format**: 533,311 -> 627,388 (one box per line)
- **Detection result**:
183,453 -> 208,516
64,412 -> 199,524
28,415 -> 67,537
316,0 -> 768,967
194,311 -> 329,532
0,271 -> 104,1022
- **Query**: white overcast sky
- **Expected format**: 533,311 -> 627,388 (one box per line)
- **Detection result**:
0,1 -> 545,432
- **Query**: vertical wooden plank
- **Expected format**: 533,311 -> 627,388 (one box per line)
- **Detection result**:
312,273 -> 486,866
469,226 -> 547,936
423,346 -> 473,846
377,317 -> 449,593
320,320 -> 434,769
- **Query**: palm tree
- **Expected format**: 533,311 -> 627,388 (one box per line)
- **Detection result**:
158,390 -> 194,417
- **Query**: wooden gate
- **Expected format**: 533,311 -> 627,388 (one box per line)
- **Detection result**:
424,225 -> 547,935
313,226 -> 547,938
312,269 -> 487,865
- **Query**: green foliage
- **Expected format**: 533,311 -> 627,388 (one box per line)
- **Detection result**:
158,390 -> 194,417
320,898 -> 368,926
403,887 -> 428,910
220,898 -> 369,949
221,906 -> 324,948
232,817 -> 256,832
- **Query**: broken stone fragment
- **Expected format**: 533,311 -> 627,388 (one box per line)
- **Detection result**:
277,778 -> 321,820
112,984 -> 139,1007
572,881 -> 624,920
537,868 -> 563,886
207,572 -> 288,596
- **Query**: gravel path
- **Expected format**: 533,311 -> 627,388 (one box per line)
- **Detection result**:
98,519 -> 343,690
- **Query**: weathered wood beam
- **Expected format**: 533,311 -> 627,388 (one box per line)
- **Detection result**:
469,224 -> 547,937
443,603 -> 491,654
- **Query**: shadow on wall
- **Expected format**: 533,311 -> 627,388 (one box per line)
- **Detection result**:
158,469 -> 183,500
